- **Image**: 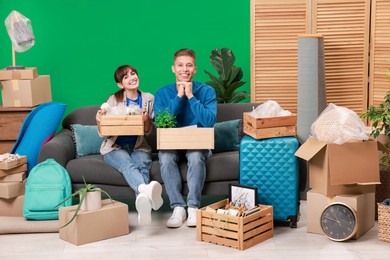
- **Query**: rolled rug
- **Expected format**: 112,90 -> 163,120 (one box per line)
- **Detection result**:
0,216 -> 58,234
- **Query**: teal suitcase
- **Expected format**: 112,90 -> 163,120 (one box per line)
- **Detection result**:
239,135 -> 300,228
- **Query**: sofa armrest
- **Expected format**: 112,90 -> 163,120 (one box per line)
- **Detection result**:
38,129 -> 75,167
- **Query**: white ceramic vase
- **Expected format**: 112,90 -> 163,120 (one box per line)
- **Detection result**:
80,191 -> 102,211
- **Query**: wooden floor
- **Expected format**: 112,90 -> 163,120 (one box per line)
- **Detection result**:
0,199 -> 389,260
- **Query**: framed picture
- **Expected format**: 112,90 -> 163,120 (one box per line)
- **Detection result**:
229,184 -> 258,210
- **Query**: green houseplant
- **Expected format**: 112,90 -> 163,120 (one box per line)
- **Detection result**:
204,48 -> 250,103
362,90 -> 390,166
155,110 -> 176,128
55,177 -> 113,228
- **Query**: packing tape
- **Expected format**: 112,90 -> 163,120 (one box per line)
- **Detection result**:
14,100 -> 21,107
326,196 -> 336,204
11,80 -> 19,91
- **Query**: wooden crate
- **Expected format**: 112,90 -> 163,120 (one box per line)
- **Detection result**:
196,199 -> 273,250
0,156 -> 27,170
100,115 -> 143,136
157,128 -> 214,150
243,112 -> 297,139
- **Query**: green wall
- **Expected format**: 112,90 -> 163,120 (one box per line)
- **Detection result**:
0,0 -> 250,115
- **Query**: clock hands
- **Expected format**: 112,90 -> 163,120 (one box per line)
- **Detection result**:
324,215 -> 341,227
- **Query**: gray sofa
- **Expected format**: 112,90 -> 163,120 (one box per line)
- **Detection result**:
38,103 -> 259,200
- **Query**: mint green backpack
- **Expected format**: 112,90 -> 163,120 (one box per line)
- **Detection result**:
23,158 -> 72,220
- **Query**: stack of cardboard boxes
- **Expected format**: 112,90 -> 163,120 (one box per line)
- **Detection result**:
0,67 -> 52,107
295,138 -> 381,239
0,155 -> 27,216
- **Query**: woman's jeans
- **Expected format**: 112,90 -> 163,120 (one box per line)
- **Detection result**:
103,144 -> 152,194
158,149 -> 211,209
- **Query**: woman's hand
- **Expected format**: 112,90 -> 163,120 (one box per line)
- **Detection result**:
96,110 -> 103,124
142,109 -> 151,133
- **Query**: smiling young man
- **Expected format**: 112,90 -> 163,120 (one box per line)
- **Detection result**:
154,48 -> 217,228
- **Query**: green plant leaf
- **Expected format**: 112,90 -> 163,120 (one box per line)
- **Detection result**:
210,48 -> 234,81
204,70 -> 225,96
225,81 -> 246,97
227,66 -> 243,86
230,92 -> 250,103
59,188 -> 87,229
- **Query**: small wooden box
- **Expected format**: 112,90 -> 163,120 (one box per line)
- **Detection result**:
0,156 -> 27,170
100,115 -> 144,136
157,128 -> 214,150
0,67 -> 38,80
196,199 -> 273,250
243,112 -> 297,139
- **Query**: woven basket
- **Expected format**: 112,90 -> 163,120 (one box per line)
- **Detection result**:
378,203 -> 390,243
375,166 -> 390,220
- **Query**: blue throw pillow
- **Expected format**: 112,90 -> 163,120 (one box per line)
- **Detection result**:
214,119 -> 243,153
70,124 -> 103,157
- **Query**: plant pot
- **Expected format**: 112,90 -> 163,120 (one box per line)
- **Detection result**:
80,191 -> 102,211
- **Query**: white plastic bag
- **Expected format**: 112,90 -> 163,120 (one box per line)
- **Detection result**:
250,100 -> 292,118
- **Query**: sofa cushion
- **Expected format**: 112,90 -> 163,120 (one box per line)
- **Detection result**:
213,119 -> 242,153
71,124 -> 103,157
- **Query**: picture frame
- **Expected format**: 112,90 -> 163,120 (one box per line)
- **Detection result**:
229,184 -> 258,210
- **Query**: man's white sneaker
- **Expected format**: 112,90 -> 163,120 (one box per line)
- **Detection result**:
187,207 -> 197,227
166,206 -> 186,228
135,193 -> 152,226
138,181 -> 163,210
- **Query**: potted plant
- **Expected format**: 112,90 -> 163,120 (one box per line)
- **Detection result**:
55,176 -> 113,228
204,48 -> 250,103
155,110 -> 176,128
361,91 -> 390,166
361,70 -> 390,219
155,110 -> 214,149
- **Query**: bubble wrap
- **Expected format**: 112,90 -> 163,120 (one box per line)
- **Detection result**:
310,103 -> 368,144
5,10 -> 35,52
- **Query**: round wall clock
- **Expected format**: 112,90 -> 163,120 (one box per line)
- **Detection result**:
320,202 -> 357,242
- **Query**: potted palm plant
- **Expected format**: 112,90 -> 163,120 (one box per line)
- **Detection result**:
55,176 -> 113,228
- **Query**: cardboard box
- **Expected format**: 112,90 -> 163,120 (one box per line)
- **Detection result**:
0,172 -> 26,182
0,163 -> 27,177
0,180 -> 25,199
1,75 -> 52,107
0,195 -> 24,216
196,199 -> 273,250
294,138 -> 380,196
100,115 -> 144,136
157,128 -> 214,150
0,155 -> 27,170
59,200 -> 129,245
307,190 -> 375,239
243,112 -> 297,139
0,67 -> 38,80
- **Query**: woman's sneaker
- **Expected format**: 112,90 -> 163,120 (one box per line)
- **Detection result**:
138,181 -> 163,210
135,193 -> 152,226
166,206 -> 186,228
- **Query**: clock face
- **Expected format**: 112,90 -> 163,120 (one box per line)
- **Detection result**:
320,202 -> 357,242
